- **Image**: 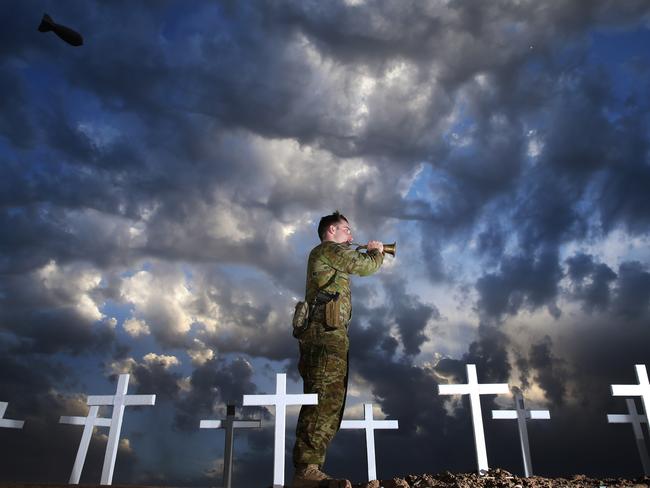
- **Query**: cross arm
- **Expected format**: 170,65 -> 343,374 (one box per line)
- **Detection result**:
242,395 -> 276,406
478,384 -> 510,394
86,395 -> 115,405
492,410 -> 517,419
124,395 -> 156,406
59,416 -> 111,427
529,410 -> 550,420
377,420 -> 399,429
286,394 -> 318,406
339,420 -> 366,429
0,419 -> 24,428
611,385 -> 642,396
200,420 -> 223,429
607,414 -> 647,424
438,385 -> 469,395
233,420 -> 262,428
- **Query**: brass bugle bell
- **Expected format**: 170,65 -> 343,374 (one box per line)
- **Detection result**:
350,242 -> 396,257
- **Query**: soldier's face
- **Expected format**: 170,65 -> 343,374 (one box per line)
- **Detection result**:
332,221 -> 353,244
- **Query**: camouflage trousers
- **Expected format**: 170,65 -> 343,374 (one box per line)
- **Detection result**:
292,316 -> 349,467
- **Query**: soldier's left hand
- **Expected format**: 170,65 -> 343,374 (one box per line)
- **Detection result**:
366,240 -> 384,254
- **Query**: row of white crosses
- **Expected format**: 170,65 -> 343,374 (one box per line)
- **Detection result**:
0,402 -> 25,429
440,364 -> 650,478
2,364 -> 649,486
242,373 -> 399,488
1,374 -> 259,488
491,386 -> 550,477
609,364 -> 650,476
60,374 -> 156,485
200,404 -> 261,488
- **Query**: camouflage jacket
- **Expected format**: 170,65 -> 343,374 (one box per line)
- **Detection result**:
305,241 -> 383,326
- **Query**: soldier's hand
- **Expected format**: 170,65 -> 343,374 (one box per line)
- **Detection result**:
366,240 -> 383,254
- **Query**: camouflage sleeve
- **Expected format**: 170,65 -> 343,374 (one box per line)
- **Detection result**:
322,243 -> 384,276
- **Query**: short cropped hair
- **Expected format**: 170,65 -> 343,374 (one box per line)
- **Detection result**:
317,211 -> 348,241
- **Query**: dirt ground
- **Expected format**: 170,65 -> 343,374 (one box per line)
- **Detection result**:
1,469 -> 649,488
353,468 -> 650,488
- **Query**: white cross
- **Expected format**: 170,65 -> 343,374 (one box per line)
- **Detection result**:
611,364 -> 650,439
607,398 -> 650,475
60,406 -> 112,484
86,374 -> 156,485
438,364 -> 509,474
242,373 -> 317,488
491,386 -> 550,477
200,404 -> 261,488
0,402 -> 24,429
340,403 -> 398,481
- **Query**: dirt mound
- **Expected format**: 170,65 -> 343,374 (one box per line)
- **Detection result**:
352,468 -> 650,488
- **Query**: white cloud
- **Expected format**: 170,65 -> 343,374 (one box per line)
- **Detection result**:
562,229 -> 650,272
187,338 -> 214,365
143,352 -> 181,369
123,318 -> 150,337
119,265 -> 199,342
106,357 -> 138,377
36,260 -> 104,323
206,199 -> 255,242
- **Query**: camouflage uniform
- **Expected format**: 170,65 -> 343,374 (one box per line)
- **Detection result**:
293,241 -> 383,467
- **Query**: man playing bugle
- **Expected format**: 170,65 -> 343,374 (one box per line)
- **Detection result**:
291,211 -> 384,487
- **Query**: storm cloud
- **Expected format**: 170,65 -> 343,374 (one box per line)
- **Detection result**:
1,1 -> 650,485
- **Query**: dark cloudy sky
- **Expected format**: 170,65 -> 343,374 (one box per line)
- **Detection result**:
2,1 -> 650,486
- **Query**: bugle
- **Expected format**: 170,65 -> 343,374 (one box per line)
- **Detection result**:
349,242 -> 396,257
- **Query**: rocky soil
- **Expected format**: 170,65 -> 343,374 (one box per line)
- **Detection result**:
350,468 -> 650,488
2,469 -> 649,488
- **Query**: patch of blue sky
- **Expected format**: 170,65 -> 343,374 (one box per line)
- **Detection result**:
160,2 -> 225,44
97,262 -> 152,292
402,164 -> 461,224
0,330 -> 22,352
219,262 -> 271,282
444,98 -> 474,141
424,320 -> 478,360
290,224 -> 320,255
19,57 -> 66,99
49,351 -> 115,395
117,329 -> 174,368
22,56 -> 142,153
101,298 -> 133,324
22,68 -> 93,128
0,135 -> 22,160
588,27 -> 650,104
241,353 -> 296,395
520,44 -> 548,80
181,262 -> 195,290
4,206 -> 24,218
403,162 -> 433,202
117,401 -> 196,479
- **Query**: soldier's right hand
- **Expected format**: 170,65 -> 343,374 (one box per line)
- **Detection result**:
366,240 -> 384,254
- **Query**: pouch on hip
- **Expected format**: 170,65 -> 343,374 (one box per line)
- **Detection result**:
292,301 -> 309,338
324,295 -> 342,329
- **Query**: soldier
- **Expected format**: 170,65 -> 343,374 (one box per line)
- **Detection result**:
292,211 -> 384,488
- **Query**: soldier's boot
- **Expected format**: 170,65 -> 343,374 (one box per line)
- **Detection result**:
291,464 -> 351,488
292,464 -> 330,487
